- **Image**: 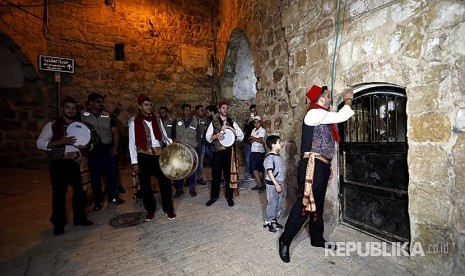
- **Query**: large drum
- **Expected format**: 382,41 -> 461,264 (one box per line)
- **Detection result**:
159,143 -> 198,180
219,129 -> 235,147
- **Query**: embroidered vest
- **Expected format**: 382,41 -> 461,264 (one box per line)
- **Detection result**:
211,114 -> 234,152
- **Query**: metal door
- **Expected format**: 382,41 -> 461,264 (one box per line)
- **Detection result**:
338,83 -> 410,243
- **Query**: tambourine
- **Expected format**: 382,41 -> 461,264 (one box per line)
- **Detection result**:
219,129 -> 235,147
66,122 -> 92,147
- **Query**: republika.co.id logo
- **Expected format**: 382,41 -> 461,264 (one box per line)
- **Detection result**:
325,241 -> 449,257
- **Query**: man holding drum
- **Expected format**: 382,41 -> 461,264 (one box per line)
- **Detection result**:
172,103 -> 202,198
36,96 -> 93,235
205,101 -> 244,207
128,94 -> 176,221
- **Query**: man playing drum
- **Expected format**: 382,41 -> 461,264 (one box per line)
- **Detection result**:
36,96 -> 93,235
172,103 -> 202,198
205,101 -> 244,207
128,94 -> 176,221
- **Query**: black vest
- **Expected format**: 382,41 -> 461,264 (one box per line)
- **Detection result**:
300,122 -> 315,154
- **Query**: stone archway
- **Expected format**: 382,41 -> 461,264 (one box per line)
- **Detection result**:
0,33 -> 47,168
220,28 -> 258,167
221,28 -> 257,118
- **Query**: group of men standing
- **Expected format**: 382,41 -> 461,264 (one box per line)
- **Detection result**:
37,85 -> 356,265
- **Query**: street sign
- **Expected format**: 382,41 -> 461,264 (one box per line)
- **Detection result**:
38,55 -> 75,73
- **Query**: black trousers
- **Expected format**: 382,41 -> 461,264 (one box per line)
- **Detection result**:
280,158 -> 331,245
137,153 -> 173,214
210,149 -> 233,199
88,144 -> 118,203
49,159 -> 87,227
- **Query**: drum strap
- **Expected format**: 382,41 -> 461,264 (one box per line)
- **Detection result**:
230,146 -> 239,195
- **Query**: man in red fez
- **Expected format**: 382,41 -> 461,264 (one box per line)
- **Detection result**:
278,85 -> 355,263
128,94 -> 176,221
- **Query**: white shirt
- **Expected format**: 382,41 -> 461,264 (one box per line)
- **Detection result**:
250,126 -> 266,153
36,121 -> 79,153
304,105 -> 354,126
128,117 -> 172,165
205,119 -> 244,143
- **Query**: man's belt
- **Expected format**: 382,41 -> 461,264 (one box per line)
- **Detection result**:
138,147 -> 163,156
302,152 -> 331,164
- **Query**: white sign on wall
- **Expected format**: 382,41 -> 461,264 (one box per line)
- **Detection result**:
181,45 -> 208,68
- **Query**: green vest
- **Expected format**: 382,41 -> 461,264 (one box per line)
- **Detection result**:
175,117 -> 198,148
81,111 -> 113,144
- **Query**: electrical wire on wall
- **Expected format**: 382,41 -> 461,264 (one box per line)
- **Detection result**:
330,0 -> 343,105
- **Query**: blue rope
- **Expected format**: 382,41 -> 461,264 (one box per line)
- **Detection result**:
330,0 -> 343,105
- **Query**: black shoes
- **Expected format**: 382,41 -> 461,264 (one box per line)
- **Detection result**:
53,226 -> 65,236
258,186 -> 266,193
311,240 -> 337,250
109,196 -> 125,205
272,219 -> 283,229
227,198 -> 234,207
93,202 -> 103,211
74,219 -> 94,226
173,191 -> 184,198
206,198 -> 217,206
197,179 -> 207,185
251,185 -> 259,190
190,191 -> 197,197
279,241 -> 290,263
263,222 -> 277,233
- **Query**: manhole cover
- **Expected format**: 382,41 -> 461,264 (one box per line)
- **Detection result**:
109,212 -> 146,228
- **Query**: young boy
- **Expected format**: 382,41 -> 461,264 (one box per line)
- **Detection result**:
263,135 -> 285,232
249,116 -> 266,192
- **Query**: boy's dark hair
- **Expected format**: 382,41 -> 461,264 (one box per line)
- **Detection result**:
195,104 -> 203,112
181,103 -> 191,110
160,106 -> 169,112
249,104 -> 256,110
266,135 -> 281,150
206,105 -> 218,114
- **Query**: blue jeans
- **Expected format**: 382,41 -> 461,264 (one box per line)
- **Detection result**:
244,143 -> 252,178
265,182 -> 284,223
175,173 -> 196,192
197,142 -> 212,180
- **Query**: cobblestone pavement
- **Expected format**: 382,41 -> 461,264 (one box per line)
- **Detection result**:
0,168 -> 413,276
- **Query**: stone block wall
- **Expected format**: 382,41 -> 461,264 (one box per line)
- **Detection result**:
215,0 -> 464,274
0,0 -> 218,167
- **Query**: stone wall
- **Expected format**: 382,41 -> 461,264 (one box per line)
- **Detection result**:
0,0 -> 218,167
215,0 -> 464,274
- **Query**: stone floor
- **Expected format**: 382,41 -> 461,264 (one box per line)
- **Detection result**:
0,167 -> 414,275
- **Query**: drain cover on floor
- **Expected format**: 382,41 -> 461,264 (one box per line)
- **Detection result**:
109,212 -> 146,228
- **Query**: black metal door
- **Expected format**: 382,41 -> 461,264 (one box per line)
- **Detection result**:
338,83 -> 410,243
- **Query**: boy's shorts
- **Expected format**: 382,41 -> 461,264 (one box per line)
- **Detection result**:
250,152 -> 265,173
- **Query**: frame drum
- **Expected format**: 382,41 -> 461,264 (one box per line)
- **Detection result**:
219,129 -> 235,147
66,122 -> 92,147
159,143 -> 199,180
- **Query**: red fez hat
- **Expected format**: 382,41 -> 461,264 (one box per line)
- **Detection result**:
306,85 -> 328,102
137,94 -> 151,105
218,100 -> 228,108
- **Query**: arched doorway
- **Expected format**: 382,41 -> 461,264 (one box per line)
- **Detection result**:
0,33 -> 45,168
338,82 -> 410,243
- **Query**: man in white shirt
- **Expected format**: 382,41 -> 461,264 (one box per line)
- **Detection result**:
36,96 -> 93,235
279,85 -> 354,263
128,94 -> 175,221
205,101 -> 244,207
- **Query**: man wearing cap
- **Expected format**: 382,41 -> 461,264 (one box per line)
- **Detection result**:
37,96 -> 93,235
128,94 -> 175,221
278,85 -> 354,263
82,93 -> 124,210
248,115 -> 266,192
205,101 -> 244,207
